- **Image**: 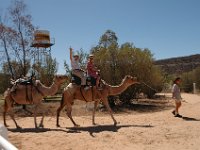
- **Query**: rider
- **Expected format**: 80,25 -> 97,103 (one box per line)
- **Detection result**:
86,54 -> 101,89
69,47 -> 88,90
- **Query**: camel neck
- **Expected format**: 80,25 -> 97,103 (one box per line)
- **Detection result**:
41,81 -> 59,96
108,81 -> 130,96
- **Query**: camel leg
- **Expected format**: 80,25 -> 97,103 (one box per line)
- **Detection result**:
92,100 -> 99,125
9,109 -> 21,129
56,93 -> 68,127
3,98 -> 21,128
66,105 -> 80,127
3,111 -> 8,127
38,104 -> 45,128
3,100 -> 9,127
33,104 -> 39,128
3,99 -> 12,127
56,103 -> 66,127
39,116 -> 44,128
102,98 -> 117,126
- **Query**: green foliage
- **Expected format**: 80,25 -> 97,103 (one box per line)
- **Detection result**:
90,30 -> 164,106
193,67 -> 200,90
181,67 -> 200,93
77,48 -> 89,69
2,60 -> 30,79
64,60 -> 71,76
35,56 -> 58,86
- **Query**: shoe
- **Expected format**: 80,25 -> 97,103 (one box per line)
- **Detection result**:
175,114 -> 182,118
172,110 -> 175,115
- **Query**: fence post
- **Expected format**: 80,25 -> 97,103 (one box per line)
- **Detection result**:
193,83 -> 196,94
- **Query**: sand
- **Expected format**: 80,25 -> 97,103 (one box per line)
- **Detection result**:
1,93 -> 200,150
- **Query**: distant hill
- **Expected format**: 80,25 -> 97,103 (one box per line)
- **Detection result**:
154,54 -> 200,74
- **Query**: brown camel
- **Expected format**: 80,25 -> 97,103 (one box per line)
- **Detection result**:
56,75 -> 138,127
3,75 -> 67,128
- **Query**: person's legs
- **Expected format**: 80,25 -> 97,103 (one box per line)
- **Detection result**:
175,101 -> 181,114
172,100 -> 182,116
174,100 -> 182,117
72,70 -> 86,85
96,76 -> 99,87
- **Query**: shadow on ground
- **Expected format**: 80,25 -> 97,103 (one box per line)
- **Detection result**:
8,124 -> 153,137
182,116 -> 200,121
8,127 -> 68,133
66,124 -> 154,137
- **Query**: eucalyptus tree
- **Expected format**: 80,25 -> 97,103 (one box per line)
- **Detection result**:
8,0 -> 35,76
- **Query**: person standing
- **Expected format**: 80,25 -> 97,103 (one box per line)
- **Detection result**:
172,77 -> 182,117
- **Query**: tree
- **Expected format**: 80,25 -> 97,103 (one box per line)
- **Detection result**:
0,23 -> 16,78
8,0 -> 35,76
39,56 -> 58,86
0,0 -> 59,96
90,30 -> 164,106
99,29 -> 118,48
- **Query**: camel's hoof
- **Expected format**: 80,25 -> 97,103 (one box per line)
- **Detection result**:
4,124 -> 9,128
114,122 -> 119,126
56,124 -> 60,128
74,124 -> 80,127
92,122 -> 98,126
16,126 -> 22,129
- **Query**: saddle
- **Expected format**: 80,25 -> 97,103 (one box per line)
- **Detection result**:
11,78 -> 33,86
71,74 -> 96,87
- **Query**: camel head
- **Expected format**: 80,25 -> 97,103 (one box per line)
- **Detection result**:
54,75 -> 68,85
124,75 -> 138,85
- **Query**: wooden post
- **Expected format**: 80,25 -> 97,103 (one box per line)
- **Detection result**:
193,83 -> 196,94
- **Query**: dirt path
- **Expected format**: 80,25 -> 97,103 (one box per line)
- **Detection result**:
1,93 -> 200,150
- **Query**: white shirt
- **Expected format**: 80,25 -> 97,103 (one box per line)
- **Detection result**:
71,57 -> 80,70
172,84 -> 181,100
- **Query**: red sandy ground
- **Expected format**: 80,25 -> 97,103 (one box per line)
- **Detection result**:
0,93 -> 200,150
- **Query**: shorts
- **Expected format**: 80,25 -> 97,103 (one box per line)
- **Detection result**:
173,97 -> 182,103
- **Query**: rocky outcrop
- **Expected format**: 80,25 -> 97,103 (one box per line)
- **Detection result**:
154,54 -> 200,74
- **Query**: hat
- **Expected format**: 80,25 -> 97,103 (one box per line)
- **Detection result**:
73,53 -> 79,57
89,54 -> 94,58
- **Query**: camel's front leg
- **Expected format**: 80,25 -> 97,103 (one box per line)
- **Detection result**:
66,105 -> 80,127
56,102 -> 66,127
3,111 -> 8,127
39,107 -> 45,128
92,100 -> 100,125
3,100 -> 9,127
4,99 -> 21,128
102,98 -> 117,125
33,104 -> 39,128
10,112 -> 21,129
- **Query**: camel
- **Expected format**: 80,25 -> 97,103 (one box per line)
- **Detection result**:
56,75 -> 139,127
3,75 -> 67,129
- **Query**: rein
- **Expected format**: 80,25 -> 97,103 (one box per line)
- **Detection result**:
80,86 -> 94,102
80,87 -> 87,102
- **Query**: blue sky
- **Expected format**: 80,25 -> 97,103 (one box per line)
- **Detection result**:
0,0 -> 200,74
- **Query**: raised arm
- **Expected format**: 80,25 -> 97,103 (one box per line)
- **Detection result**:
69,47 -> 73,61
